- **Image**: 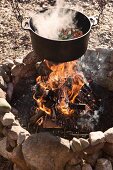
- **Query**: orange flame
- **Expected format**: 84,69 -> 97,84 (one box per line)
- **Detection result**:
35,60 -> 84,115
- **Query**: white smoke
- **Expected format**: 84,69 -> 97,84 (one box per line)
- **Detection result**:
77,110 -> 100,131
31,0 -> 76,39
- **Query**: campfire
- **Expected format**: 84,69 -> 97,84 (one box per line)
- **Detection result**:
31,60 -> 101,135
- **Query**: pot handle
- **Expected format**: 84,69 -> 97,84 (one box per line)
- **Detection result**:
89,16 -> 99,27
21,18 -> 31,31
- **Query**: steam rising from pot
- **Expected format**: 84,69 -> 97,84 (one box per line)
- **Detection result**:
32,0 -> 78,40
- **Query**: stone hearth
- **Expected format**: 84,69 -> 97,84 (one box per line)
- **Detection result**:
0,48 -> 113,170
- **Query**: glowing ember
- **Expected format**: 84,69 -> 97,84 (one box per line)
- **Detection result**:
34,60 -> 84,115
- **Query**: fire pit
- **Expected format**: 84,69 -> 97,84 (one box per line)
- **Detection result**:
0,48 -> 113,170
10,49 -> 113,136
29,59 -> 101,138
9,56 -> 102,138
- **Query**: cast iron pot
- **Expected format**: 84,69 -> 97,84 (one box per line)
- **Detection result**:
22,8 -> 97,63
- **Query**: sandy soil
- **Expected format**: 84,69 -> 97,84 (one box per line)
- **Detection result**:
0,0 -> 113,64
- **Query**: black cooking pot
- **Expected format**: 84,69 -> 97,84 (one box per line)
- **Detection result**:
22,8 -> 97,63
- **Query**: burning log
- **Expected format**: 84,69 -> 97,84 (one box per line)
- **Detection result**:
30,110 -> 45,125
69,103 -> 86,110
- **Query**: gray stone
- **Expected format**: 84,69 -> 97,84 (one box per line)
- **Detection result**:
0,137 -> 10,159
84,142 -> 104,154
0,137 -> 28,170
79,138 -> 90,149
11,145 -> 29,170
74,165 -> 82,170
22,132 -> 77,170
11,63 -> 24,77
104,127 -> 113,143
89,131 -> 105,146
3,73 -> 10,83
8,137 -> 16,148
11,63 -> 36,85
0,66 -> 10,83
65,164 -> 82,170
3,58 -> 14,68
14,58 -> 23,65
0,88 -> 6,99
67,158 -> 81,166
6,136 -> 15,152
1,112 -> 15,126
12,119 -> 20,126
95,158 -> 112,170
83,151 -> 102,167
103,142 -> 113,157
104,155 -> 113,165
79,48 -> 113,91
70,138 -> 82,153
17,131 -> 30,145
2,127 -> 8,136
23,51 -> 43,65
0,98 -> 11,114
82,163 -> 92,170
8,125 -> 30,140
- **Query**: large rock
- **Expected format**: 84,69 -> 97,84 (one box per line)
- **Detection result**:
89,131 -> 105,146
103,142 -> 113,157
79,138 -> 90,149
0,98 -> 11,114
14,58 -> 23,65
104,127 -> 113,143
95,158 -> 112,170
23,51 -> 43,65
84,142 -> 104,154
0,137 -> 11,159
65,164 -> 81,170
0,67 -> 10,83
1,112 -> 15,126
79,48 -> 113,91
3,58 -> 14,68
22,132 -> 78,170
17,131 -> 30,145
11,63 -> 36,85
83,151 -> 102,167
70,138 -> 82,153
10,145 -> 29,170
82,163 -> 92,170
0,137 -> 28,170
8,125 -> 30,141
11,63 -> 24,77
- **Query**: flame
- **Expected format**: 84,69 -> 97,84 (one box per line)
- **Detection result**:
35,60 -> 84,115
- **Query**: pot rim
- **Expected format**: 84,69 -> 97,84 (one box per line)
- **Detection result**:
29,9 -> 92,42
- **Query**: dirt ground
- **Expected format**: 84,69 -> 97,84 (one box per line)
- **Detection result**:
0,0 -> 113,64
